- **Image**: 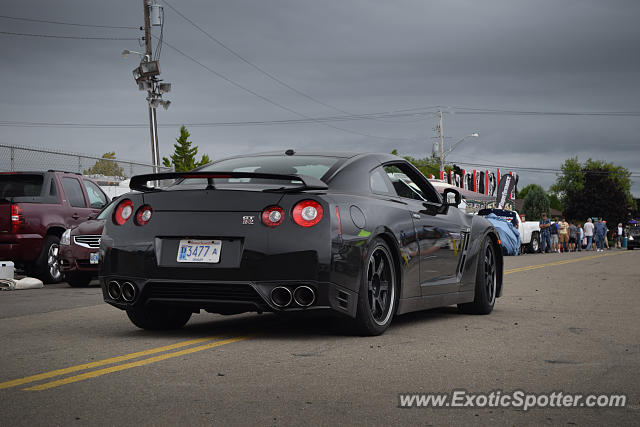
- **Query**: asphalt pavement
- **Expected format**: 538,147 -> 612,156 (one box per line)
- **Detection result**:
1,249 -> 639,426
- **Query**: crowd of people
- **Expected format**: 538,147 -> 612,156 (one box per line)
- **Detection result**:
538,213 -> 626,253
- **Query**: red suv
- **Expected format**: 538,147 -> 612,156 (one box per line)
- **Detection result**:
0,171 -> 110,283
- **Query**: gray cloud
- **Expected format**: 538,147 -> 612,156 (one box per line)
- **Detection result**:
1,0 -> 639,195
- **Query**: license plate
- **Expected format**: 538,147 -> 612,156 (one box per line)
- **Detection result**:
177,239 -> 222,263
89,252 -> 99,265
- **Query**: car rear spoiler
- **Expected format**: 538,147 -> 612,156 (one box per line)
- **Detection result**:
129,171 -> 328,192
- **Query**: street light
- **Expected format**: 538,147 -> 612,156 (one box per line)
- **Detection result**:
440,132 -> 479,174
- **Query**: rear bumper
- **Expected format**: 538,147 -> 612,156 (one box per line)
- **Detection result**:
99,276 -> 358,318
0,234 -> 43,263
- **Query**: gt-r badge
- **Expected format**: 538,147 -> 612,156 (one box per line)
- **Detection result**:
242,216 -> 255,225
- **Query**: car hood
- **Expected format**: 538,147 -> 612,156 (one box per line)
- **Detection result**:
71,219 -> 105,236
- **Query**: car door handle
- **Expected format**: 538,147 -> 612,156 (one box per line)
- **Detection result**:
411,213 -> 421,219
72,213 -> 79,219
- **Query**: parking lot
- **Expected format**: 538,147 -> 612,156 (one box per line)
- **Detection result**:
1,250 -> 639,426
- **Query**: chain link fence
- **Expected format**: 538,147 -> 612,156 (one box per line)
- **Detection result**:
0,143 -> 171,179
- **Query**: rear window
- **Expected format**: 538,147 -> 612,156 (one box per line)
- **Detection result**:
177,155 -> 342,189
0,174 -> 44,199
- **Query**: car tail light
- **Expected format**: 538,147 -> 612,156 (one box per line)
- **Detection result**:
292,200 -> 323,227
262,205 -> 284,227
113,199 -> 134,225
135,205 -> 153,226
10,204 -> 23,233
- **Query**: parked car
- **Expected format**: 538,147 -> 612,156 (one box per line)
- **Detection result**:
0,171 -> 110,283
59,200 -> 116,287
478,208 -> 541,253
100,151 -> 503,335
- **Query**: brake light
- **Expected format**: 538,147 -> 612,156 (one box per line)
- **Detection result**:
113,199 -> 134,225
292,200 -> 323,227
335,206 -> 342,235
135,205 -> 153,226
262,205 -> 284,227
10,204 -> 23,233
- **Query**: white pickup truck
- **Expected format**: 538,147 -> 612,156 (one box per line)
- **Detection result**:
477,208 -> 541,253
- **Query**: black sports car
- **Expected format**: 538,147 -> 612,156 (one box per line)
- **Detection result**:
100,151 -> 503,335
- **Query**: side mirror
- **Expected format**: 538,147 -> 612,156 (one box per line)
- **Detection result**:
443,188 -> 461,207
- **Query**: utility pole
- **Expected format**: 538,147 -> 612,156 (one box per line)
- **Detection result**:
438,109 -> 444,176
123,1 -> 170,178
143,0 -> 159,173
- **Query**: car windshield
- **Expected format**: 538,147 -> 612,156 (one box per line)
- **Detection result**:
174,155 -> 342,189
97,200 -> 117,220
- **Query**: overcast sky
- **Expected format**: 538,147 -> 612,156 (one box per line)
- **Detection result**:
1,0 -> 639,195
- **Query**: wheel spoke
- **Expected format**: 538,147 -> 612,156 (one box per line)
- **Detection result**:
367,277 -> 375,292
376,257 -> 385,277
369,291 -> 376,312
378,280 -> 390,292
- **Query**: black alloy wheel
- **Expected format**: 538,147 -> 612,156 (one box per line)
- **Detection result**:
459,237 -> 497,314
354,237 -> 397,335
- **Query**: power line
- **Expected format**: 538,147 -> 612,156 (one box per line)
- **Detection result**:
444,106 -> 640,117
160,0 -> 413,124
0,14 -> 140,29
0,109 -> 438,129
157,36 -> 418,141
0,30 -> 138,41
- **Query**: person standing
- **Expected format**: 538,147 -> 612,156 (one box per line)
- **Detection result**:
550,217 -> 560,253
577,222 -> 584,251
603,220 -> 610,250
615,223 -> 624,248
583,218 -> 594,251
594,217 -> 607,252
568,221 -> 578,252
558,218 -> 569,252
539,213 -> 551,253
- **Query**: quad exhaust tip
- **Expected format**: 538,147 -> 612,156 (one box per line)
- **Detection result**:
121,281 -> 137,302
271,286 -> 292,307
107,280 -> 121,300
293,285 -> 315,307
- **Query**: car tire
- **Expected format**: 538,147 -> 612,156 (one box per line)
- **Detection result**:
67,273 -> 92,287
352,237 -> 398,336
36,234 -> 64,284
529,232 -> 540,253
126,305 -> 192,330
458,237 -> 497,315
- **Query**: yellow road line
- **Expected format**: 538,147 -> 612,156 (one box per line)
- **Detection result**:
0,336 -> 220,390
24,336 -> 249,391
505,251 -> 629,275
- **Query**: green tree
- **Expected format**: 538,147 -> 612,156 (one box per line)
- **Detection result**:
522,184 -> 550,220
162,125 -> 211,172
516,184 -> 538,201
552,157 -> 636,224
548,193 -> 563,211
84,152 -> 125,177
550,156 -> 584,207
391,149 -> 442,177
